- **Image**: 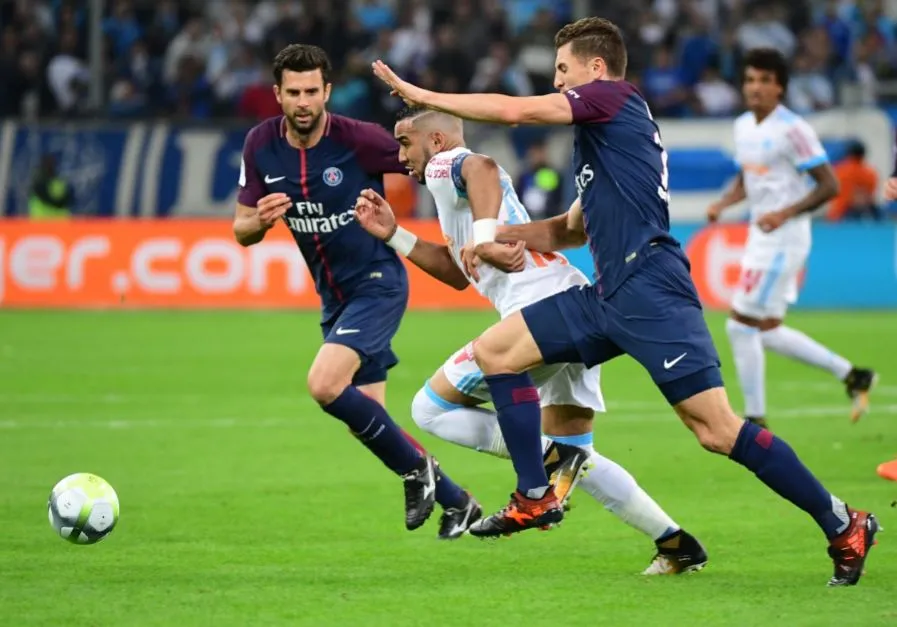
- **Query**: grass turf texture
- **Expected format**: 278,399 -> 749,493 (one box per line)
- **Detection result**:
1,310 -> 896,626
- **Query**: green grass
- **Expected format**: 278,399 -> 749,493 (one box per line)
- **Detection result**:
1,310 -> 896,626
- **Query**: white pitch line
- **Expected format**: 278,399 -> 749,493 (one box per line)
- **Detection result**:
2,404 -> 896,430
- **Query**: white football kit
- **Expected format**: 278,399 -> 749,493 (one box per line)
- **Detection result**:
732,105 -> 829,319
425,147 -> 604,411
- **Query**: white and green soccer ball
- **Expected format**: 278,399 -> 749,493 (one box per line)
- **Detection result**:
47,473 -> 119,545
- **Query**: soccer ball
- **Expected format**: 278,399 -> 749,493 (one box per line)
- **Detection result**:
47,473 -> 119,545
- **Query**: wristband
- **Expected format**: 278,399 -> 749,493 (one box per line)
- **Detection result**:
385,225 -> 418,256
473,218 -> 498,246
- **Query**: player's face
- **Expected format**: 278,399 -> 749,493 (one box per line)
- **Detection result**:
275,69 -> 332,136
394,119 -> 434,182
742,66 -> 782,113
554,43 -> 604,92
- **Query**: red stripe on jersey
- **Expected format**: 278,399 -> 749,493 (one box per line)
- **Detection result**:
298,147 -> 310,198
299,144 -> 342,302
787,128 -> 813,160
313,233 -> 343,302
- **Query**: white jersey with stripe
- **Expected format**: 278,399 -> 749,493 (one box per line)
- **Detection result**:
733,104 -> 829,253
424,146 -> 589,318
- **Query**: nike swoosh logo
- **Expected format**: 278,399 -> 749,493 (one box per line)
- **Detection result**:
335,328 -> 359,336
664,352 -> 688,369
265,175 -> 285,183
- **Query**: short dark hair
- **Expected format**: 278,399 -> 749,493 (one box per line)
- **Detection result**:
742,47 -> 789,92
554,17 -> 627,78
272,44 -> 331,86
397,105 -> 428,121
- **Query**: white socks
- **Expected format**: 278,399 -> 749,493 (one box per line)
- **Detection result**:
726,318 -> 767,418
761,325 -> 852,380
726,317 -> 855,419
411,384 -> 680,541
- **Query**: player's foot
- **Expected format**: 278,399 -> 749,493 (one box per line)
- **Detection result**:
827,509 -> 879,586
642,530 -> 709,575
877,458 -> 897,481
468,490 -> 564,538
402,455 -> 437,531
437,492 -> 483,540
543,441 -> 591,509
745,416 -> 768,429
844,367 -> 878,422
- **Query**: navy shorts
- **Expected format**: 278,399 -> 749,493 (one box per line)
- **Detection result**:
321,283 -> 409,386
522,243 -> 722,405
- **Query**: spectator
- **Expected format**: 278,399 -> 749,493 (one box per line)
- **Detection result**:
693,61 -> 741,116
642,45 -> 689,117
516,141 -> 564,221
829,140 -> 882,221
29,154 -> 74,220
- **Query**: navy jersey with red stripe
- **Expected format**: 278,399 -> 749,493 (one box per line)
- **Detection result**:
237,114 -> 408,315
564,80 -> 679,297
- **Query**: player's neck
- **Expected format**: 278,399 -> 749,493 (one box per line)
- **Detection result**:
285,112 -> 329,150
440,139 -> 465,154
751,104 -> 778,123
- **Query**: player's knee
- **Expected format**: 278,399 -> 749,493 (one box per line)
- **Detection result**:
411,386 -> 443,433
472,338 -> 511,375
306,370 -> 347,406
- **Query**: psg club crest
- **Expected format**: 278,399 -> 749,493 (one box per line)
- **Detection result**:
323,167 -> 343,187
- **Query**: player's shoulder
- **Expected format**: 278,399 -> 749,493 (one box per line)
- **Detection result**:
568,79 -> 639,102
327,113 -> 396,149
243,116 -> 282,152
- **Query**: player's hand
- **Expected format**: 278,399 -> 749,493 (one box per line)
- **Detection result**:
372,60 -> 429,107
354,188 -> 397,240
706,202 -> 724,223
756,209 -> 789,233
459,241 -> 482,282
885,177 -> 897,201
257,193 -> 291,229
475,241 -> 527,274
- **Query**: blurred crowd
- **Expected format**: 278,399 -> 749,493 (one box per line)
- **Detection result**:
1,0 -> 896,124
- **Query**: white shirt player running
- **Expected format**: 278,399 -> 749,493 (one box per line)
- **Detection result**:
731,105 -> 829,318
426,146 -> 588,318
424,146 -> 604,411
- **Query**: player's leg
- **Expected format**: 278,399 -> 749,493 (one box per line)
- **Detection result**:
468,284 -> 622,536
726,253 -> 774,426
539,365 -> 707,575
877,457 -> 897,481
733,250 -> 876,422
620,246 -> 878,586
311,293 -> 469,531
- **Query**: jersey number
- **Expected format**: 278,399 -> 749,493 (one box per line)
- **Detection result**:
740,268 -> 764,294
654,132 -> 671,204
645,103 -> 671,204
530,251 -> 569,268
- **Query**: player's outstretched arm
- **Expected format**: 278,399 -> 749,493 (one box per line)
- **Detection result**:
497,198 -> 587,252
372,60 -> 573,126
355,189 -> 470,290
707,172 -> 746,222
233,194 -> 291,246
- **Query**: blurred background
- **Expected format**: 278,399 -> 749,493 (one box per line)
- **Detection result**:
1,0 -> 897,309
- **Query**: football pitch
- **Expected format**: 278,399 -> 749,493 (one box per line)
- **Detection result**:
1,309 -> 896,626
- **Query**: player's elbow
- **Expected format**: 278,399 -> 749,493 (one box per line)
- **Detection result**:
450,277 -> 470,291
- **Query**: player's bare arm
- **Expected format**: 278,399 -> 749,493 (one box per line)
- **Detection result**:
707,172 -> 746,222
463,154 -> 527,273
373,60 -> 573,126
233,193 -> 292,246
355,189 -> 469,290
757,163 -> 839,233
496,198 -> 587,252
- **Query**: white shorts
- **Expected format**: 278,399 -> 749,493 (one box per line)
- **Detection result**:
731,246 -> 808,319
441,341 -> 605,411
